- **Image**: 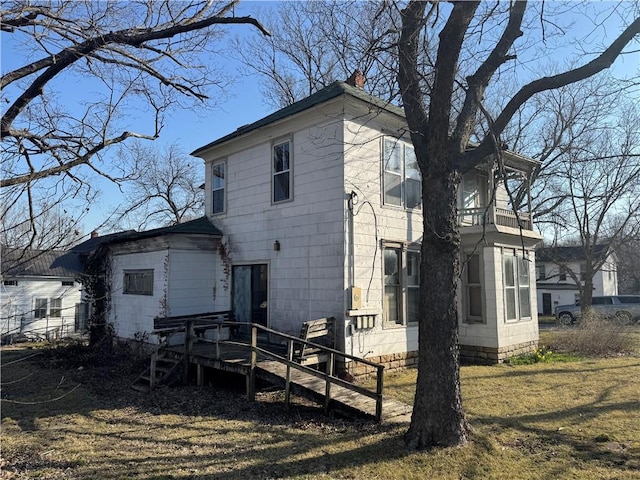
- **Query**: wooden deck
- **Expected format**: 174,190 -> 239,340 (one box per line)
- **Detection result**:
165,338 -> 412,423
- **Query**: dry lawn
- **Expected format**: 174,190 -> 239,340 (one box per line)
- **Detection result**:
1,330 -> 639,480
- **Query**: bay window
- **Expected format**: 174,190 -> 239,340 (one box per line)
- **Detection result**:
503,251 -> 531,321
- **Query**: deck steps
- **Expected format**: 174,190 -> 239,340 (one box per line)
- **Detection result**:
131,354 -> 182,393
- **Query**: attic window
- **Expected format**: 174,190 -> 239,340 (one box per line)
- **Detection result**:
3,280 -> 18,286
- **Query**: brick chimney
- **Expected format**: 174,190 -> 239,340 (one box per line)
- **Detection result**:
91,230 -> 99,238
346,70 -> 365,89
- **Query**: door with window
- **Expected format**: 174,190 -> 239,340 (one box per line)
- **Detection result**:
232,265 -> 268,330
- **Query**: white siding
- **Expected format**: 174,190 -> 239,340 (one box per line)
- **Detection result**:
167,249 -> 228,316
1,277 -> 82,337
204,106 -> 347,334
109,250 -> 167,340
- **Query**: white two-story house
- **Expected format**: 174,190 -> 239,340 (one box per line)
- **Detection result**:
535,245 -> 618,315
187,76 -> 542,369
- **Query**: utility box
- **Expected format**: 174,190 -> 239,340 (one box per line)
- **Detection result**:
351,286 -> 362,310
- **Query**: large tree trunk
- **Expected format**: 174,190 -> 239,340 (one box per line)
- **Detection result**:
405,165 -> 470,449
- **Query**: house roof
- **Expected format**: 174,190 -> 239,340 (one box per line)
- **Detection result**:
536,244 -> 611,263
191,81 -> 405,156
72,216 -> 223,253
190,80 -> 540,175
1,248 -> 84,278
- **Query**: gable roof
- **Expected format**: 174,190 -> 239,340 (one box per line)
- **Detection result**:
1,248 -> 84,278
72,216 -> 222,253
536,244 -> 612,263
191,81 -> 405,156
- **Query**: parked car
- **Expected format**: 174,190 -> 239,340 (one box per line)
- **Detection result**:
554,295 -> 640,325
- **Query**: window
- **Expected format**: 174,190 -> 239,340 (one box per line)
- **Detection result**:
536,264 -> 546,280
465,254 -> 484,323
559,266 -> 567,281
50,298 -> 62,317
503,252 -> 531,321
123,270 -> 154,295
382,137 -> 421,209
34,298 -> 47,319
212,161 -> 225,214
273,140 -> 291,203
62,280 -> 74,287
384,243 -> 420,325
3,280 -> 18,286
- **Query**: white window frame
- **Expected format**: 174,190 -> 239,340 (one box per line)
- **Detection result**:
123,269 -> 154,296
382,137 -> 421,210
34,298 -> 47,319
272,138 -> 292,204
211,160 -> 226,215
49,298 -> 62,318
463,253 -> 484,324
383,241 -> 420,326
503,250 -> 532,322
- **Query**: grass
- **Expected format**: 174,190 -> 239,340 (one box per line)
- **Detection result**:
2,332 -> 640,480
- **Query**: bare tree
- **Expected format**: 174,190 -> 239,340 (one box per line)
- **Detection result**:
1,0 -> 268,249
396,1 -> 639,449
106,142 -> 204,231
617,236 -> 640,294
539,101 -> 640,308
237,0 -> 405,108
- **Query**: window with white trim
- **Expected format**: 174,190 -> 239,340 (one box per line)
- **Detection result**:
123,270 -> 154,295
34,298 -> 47,319
464,253 -> 484,323
503,251 -> 531,321
273,139 -> 292,203
50,298 -> 62,318
212,161 -> 225,215
384,243 -> 420,325
382,137 -> 421,209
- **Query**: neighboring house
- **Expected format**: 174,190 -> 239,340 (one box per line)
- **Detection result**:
183,75 -> 543,368
535,245 -> 618,315
72,218 -> 226,342
1,248 -> 85,339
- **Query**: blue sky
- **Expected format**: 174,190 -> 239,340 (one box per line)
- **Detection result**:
2,1 -> 638,236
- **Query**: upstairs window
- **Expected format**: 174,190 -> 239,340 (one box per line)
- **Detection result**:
62,280 -> 75,287
50,298 -> 62,318
536,264 -> 546,280
559,266 -> 567,281
273,140 -> 292,203
382,137 -> 421,209
123,270 -> 154,296
3,280 -> 18,286
34,298 -> 47,319
212,161 -> 225,215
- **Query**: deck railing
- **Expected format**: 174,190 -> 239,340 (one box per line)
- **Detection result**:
154,316 -> 386,422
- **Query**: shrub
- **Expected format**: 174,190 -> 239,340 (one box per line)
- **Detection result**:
553,311 -> 635,356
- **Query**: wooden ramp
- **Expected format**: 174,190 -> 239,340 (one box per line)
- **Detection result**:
256,360 -> 412,422
138,317 -> 412,423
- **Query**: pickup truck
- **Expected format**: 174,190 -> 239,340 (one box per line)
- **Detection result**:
554,295 -> 640,325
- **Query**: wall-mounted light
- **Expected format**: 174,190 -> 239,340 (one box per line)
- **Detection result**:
273,240 -> 280,251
